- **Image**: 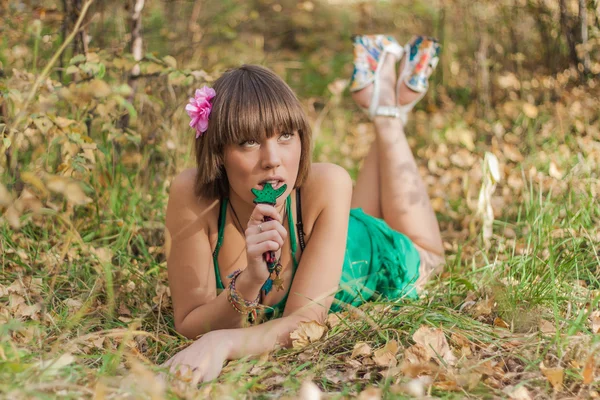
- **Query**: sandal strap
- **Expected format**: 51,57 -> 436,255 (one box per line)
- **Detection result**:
373,106 -> 401,119
368,44 -> 404,119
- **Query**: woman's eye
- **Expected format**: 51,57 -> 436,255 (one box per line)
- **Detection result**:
241,140 -> 258,147
280,132 -> 294,140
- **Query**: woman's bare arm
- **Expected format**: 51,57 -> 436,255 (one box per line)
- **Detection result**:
166,169 -> 264,338
221,164 -> 353,357
284,163 -> 353,322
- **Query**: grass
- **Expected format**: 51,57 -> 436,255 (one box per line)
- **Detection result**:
2,96 -> 599,397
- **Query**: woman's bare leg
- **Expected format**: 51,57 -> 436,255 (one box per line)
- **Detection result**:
350,48 -> 444,258
351,143 -> 382,218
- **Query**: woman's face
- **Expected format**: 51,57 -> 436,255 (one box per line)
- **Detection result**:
223,131 -> 301,206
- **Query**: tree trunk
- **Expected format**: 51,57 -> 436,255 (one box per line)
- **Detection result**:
579,0 -> 591,76
477,33 -> 491,118
72,0 -> 89,55
130,0 -> 145,78
559,0 -> 580,68
189,0 -> 203,44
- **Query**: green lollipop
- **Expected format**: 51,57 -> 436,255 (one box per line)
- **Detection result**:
252,182 -> 288,295
251,182 -> 287,205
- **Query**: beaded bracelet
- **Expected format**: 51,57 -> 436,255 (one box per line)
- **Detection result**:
226,269 -> 262,318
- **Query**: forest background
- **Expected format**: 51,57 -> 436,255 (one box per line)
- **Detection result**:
1,0 -> 599,398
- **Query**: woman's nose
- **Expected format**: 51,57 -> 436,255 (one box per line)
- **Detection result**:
260,140 -> 281,169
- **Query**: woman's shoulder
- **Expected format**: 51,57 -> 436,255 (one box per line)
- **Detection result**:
301,163 -> 353,208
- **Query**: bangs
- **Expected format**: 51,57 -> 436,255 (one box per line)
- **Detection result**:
208,67 -> 308,148
194,64 -> 313,200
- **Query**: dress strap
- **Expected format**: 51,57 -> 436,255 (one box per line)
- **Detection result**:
213,197 -> 228,289
287,195 -> 298,270
296,188 -> 306,252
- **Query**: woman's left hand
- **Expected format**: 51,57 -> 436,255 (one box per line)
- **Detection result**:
162,331 -> 232,385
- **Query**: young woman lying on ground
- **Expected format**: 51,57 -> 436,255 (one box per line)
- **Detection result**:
163,35 -> 445,383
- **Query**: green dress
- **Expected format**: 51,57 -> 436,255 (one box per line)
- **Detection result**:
213,194 -> 421,321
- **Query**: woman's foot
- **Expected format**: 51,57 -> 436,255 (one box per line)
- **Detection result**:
351,55 -> 428,119
351,49 -> 397,112
350,35 -> 440,125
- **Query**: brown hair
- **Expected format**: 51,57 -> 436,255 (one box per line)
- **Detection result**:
193,64 -> 312,200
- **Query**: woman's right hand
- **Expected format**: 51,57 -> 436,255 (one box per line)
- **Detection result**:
243,203 -> 288,284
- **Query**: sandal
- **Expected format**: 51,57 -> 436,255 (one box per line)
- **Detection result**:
395,35 -> 441,125
349,34 -> 441,124
349,34 -> 404,119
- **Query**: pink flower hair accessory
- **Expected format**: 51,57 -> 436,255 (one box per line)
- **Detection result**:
186,85 -> 216,138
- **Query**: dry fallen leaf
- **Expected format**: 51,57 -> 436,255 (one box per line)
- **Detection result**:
400,343 -> 441,378
37,353 -> 75,375
298,380 -> 322,400
582,354 -> 595,384
357,387 -> 382,400
289,321 -> 327,349
590,311 -> 600,334
503,385 -> 533,400
372,340 -> 399,367
413,326 -> 457,366
450,332 -> 472,357
540,362 -> 564,391
351,342 -> 372,358
502,143 -> 524,162
391,376 -> 432,397
539,319 -> 556,334
493,317 -> 510,329
522,103 -> 538,119
549,161 -> 563,180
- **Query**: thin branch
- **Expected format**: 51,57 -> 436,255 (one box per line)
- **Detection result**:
10,0 -> 95,132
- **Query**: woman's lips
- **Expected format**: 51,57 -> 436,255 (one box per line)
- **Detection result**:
258,180 -> 285,190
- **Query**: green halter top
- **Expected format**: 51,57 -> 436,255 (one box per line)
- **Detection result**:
212,194 -> 299,320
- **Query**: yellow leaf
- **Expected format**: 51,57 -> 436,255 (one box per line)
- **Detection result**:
64,182 -> 92,205
37,354 -> 75,375
412,326 -> 457,366
46,176 -> 67,193
0,183 -> 13,206
4,203 -> 22,228
445,126 -> 475,150
53,116 -> 76,129
503,385 -> 533,400
372,340 -> 399,367
502,143 -> 524,162
351,342 -> 372,358
20,172 -> 48,196
522,103 -> 538,119
289,320 -> 327,349
88,79 -> 111,98
162,55 -> 177,69
65,65 -> 79,75
583,354 -> 594,384
590,311 -> 600,334
357,387 -> 382,400
33,116 -> 54,134
493,317 -> 510,329
540,362 -> 564,391
539,319 -> 556,334
549,161 -> 563,180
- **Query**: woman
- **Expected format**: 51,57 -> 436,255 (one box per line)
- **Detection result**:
163,35 -> 445,383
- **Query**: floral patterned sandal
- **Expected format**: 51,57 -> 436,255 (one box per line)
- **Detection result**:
395,35 -> 441,125
349,34 -> 404,119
